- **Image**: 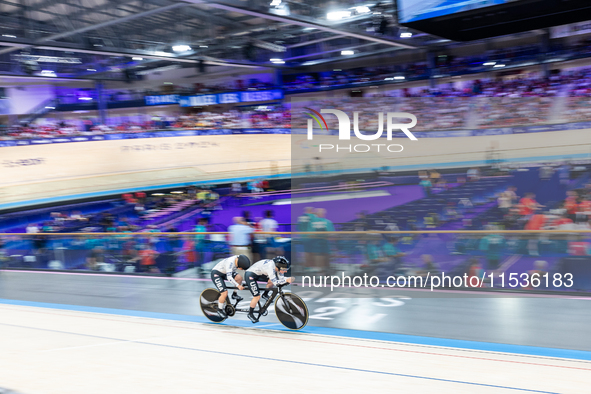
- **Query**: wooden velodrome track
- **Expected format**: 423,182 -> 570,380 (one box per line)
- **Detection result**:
2,127 -> 591,207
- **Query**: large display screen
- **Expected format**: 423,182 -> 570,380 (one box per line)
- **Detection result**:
399,0 -> 507,23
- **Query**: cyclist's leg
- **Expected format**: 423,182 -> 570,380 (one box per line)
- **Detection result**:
246,272 -> 267,322
245,272 -> 262,308
211,270 -> 228,306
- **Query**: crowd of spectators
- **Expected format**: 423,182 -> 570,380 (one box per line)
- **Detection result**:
17,188 -> 221,237
494,180 -> 591,234
475,96 -> 553,128
25,210 -> 139,235
1,106 -> 291,140
398,97 -> 469,131
5,65 -> 591,139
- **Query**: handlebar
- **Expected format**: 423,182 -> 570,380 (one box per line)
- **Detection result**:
281,282 -> 299,288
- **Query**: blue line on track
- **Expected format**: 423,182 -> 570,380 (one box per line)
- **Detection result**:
1,298 -> 590,362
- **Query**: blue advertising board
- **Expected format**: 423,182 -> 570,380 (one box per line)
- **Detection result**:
145,95 -> 180,106
146,89 -> 284,107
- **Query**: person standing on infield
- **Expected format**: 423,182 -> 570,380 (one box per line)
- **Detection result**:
228,217 -> 254,263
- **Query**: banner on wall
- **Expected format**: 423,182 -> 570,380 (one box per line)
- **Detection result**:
145,95 -> 180,106
174,89 -> 284,107
145,90 -> 285,107
146,90 -> 284,107
550,21 -> 591,38
2,121 -> 591,148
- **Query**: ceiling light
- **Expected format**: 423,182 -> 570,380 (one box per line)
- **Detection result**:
79,97 -> 93,101
270,0 -> 281,5
493,64 -> 506,68
400,32 -> 412,38
483,62 -> 496,66
354,6 -> 370,13
170,191 -> 184,194
384,77 -> 394,81
199,45 -> 208,48
2,34 -> 16,38
327,11 -> 351,21
303,27 -> 316,31
394,76 -> 405,80
45,106 -> 55,109
172,44 -> 192,52
341,50 -> 354,55
132,57 -> 143,61
87,68 -> 96,72
152,193 -> 164,196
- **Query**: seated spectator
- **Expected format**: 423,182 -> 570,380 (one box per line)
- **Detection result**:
139,244 -> 160,273
467,258 -> 484,287
418,254 -> 440,277
518,193 -> 544,218
467,168 -> 480,182
524,260 -> 548,290
564,191 -> 579,221
497,189 -> 515,217
26,223 -> 39,233
419,178 -> 432,196
70,211 -> 87,222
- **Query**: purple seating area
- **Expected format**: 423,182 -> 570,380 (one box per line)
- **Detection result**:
290,185 -> 426,224
341,176 -> 512,231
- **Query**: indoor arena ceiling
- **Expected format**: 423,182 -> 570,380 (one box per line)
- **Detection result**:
0,0 -> 446,80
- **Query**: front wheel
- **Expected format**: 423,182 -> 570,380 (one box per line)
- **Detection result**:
199,288 -> 226,323
274,293 -> 309,330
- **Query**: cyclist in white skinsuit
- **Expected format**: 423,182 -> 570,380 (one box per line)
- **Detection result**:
245,256 -> 294,323
211,255 -> 251,318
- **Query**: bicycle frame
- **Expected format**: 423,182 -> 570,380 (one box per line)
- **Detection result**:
224,282 -> 289,320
